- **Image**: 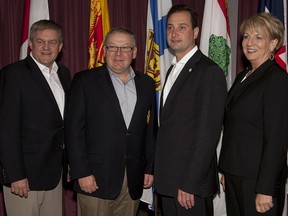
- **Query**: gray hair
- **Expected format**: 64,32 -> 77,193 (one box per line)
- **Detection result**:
29,19 -> 64,43
104,27 -> 136,47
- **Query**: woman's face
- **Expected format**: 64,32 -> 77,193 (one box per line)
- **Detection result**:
242,26 -> 277,69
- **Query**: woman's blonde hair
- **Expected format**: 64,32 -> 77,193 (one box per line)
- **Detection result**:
240,12 -> 284,52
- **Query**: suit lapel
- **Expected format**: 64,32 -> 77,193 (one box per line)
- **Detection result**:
128,72 -> 143,131
25,56 -> 62,115
162,50 -> 202,110
57,66 -> 70,94
160,65 -> 173,116
227,60 -> 274,108
97,66 -> 127,128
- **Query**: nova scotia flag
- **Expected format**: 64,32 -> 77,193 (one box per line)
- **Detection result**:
144,0 -> 173,109
142,0 -> 173,210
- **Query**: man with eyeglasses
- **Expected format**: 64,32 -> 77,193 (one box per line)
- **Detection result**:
65,27 -> 157,216
0,20 -> 71,216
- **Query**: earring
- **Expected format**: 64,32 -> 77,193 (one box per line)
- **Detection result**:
269,53 -> 275,60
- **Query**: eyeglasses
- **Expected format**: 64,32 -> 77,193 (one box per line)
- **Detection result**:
105,46 -> 134,52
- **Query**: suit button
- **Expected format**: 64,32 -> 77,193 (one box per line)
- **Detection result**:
126,133 -> 131,136
60,144 -> 65,149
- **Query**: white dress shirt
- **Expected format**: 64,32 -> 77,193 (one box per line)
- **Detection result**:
31,54 -> 65,118
162,46 -> 198,105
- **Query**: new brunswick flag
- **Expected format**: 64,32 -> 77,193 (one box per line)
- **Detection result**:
88,0 -> 110,69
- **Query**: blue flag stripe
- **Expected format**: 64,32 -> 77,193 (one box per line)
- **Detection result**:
150,0 -> 169,55
258,0 -> 284,23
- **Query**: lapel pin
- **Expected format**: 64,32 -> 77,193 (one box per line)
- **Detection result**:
189,68 -> 192,72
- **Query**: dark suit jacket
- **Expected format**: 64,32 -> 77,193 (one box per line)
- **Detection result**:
154,50 -> 227,198
0,55 -> 71,190
219,59 -> 288,196
65,65 -> 157,200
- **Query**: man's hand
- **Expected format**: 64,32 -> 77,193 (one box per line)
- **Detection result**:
256,193 -> 273,213
178,189 -> 195,209
78,175 -> 98,193
11,178 -> 29,198
143,174 -> 154,188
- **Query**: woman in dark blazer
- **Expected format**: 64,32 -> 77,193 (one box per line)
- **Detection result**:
219,12 -> 288,215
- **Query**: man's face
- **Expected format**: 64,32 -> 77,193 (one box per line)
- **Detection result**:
166,11 -> 199,60
29,29 -> 63,69
104,32 -> 137,75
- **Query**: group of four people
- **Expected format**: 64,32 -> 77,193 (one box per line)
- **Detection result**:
0,4 -> 287,216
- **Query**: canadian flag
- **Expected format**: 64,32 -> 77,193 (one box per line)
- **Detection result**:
19,0 -> 49,60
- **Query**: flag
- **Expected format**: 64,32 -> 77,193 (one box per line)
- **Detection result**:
144,0 -> 173,108
88,0 -> 110,69
258,0 -> 287,71
200,0 -> 231,215
200,0 -> 232,89
19,0 -> 50,60
142,0 -> 173,209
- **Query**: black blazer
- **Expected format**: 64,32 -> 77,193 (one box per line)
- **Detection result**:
65,65 -> 157,200
154,50 -> 227,198
0,55 -> 71,190
219,60 -> 288,196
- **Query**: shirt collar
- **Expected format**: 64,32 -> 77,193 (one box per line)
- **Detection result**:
30,53 -> 58,75
107,65 -> 136,80
172,45 -> 198,66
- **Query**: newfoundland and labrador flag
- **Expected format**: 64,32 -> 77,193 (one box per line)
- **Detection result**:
258,0 -> 287,71
142,0 -> 172,209
200,0 -> 232,89
20,0 -> 49,60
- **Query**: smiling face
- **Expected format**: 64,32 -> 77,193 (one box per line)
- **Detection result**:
104,32 -> 137,76
166,11 -> 199,61
242,26 -> 277,69
29,29 -> 63,70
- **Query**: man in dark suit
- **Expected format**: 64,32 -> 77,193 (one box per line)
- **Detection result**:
0,20 -> 71,216
65,27 -> 157,216
154,4 -> 227,216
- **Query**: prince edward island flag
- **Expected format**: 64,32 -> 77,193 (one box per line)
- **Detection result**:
200,1 -> 231,215
200,0 -> 232,88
